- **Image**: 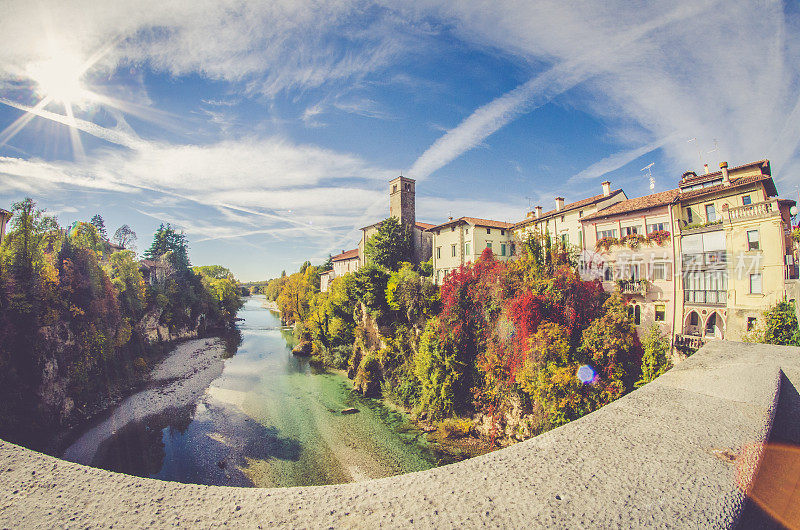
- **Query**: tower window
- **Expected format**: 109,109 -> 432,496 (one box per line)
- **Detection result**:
487,228 -> 491,234
393,184 -> 397,193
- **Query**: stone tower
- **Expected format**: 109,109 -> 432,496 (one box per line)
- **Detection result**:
389,176 -> 415,227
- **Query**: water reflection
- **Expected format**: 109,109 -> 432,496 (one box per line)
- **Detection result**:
88,296 -> 443,487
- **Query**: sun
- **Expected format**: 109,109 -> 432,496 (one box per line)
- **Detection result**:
26,52 -> 90,106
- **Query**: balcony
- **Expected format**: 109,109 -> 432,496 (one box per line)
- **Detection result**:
617,279 -> 648,295
674,334 -> 706,351
682,251 -> 728,271
725,198 -> 781,224
684,289 -> 727,306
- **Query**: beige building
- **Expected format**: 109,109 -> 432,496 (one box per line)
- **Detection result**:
320,248 -> 360,292
513,181 -> 626,252
427,217 -> 515,284
581,189 -> 681,344
580,159 -> 798,353
0,208 -> 11,244
674,160 -> 797,345
358,176 -> 433,266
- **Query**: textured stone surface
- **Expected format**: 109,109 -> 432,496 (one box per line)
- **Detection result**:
1,341 -> 798,528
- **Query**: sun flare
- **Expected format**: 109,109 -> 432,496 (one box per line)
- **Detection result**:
26,53 -> 90,106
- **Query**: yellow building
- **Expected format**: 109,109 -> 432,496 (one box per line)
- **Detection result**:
580,189 -> 681,342
427,217 -> 515,284
0,208 -> 11,244
513,181 -> 626,252
674,160 -> 797,345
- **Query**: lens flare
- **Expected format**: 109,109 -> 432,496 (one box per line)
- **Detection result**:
577,364 -> 596,384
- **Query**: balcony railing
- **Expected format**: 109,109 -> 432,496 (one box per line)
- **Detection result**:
617,279 -> 648,295
725,198 -> 780,223
674,334 -> 706,351
684,289 -> 727,305
682,251 -> 728,271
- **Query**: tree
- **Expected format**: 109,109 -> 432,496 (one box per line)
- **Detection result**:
635,325 -> 671,388
365,217 -> 413,270
106,250 -> 146,318
113,224 -> 137,250
761,301 -> 800,346
90,214 -> 107,239
320,254 -> 333,272
68,222 -> 104,258
144,224 -> 190,271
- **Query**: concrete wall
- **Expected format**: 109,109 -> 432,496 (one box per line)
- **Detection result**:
1,341 -> 798,528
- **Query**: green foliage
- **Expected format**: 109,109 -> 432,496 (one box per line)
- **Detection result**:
144,223 -> 190,271
354,353 -> 383,397
414,319 -> 466,420
68,222 -> 105,258
385,263 -> 439,323
277,266 -> 320,324
365,217 -> 412,270
90,214 -> 107,239
352,263 -> 390,316
194,265 -> 243,322
635,325 -> 671,387
761,301 -> 800,346
419,259 -> 433,277
106,250 -> 146,318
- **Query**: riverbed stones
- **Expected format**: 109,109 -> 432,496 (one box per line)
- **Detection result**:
340,408 -> 359,415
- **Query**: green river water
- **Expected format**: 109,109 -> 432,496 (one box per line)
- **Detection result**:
89,295 -> 447,487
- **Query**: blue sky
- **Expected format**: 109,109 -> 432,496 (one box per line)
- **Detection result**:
1,1 -> 800,281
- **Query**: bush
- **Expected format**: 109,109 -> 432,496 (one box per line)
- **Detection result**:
436,417 -> 473,439
635,325 -> 671,387
761,301 -> 800,346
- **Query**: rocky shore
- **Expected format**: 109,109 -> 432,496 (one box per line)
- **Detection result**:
62,338 -> 228,465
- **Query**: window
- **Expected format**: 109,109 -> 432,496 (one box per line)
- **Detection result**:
465,243 -> 470,256
465,228 -> 469,234
750,273 -> 762,294
627,304 -> 641,325
604,266 -> 613,281
405,183 -> 411,191
500,229 -> 505,235
747,230 -> 760,251
392,184 -> 397,193
487,228 -> 491,234
510,243 -> 516,255
436,247 -> 441,259
597,229 -> 618,239
561,215 -> 565,222
689,312 -> 699,326
647,222 -> 667,233
655,304 -> 666,322
451,226 -> 455,232
451,244 -> 456,257
561,233 -> 569,246
579,210 -> 584,218
486,242 -> 493,250
747,317 -> 757,331
652,262 -> 667,281
500,243 -> 506,256
705,204 -> 716,222
742,195 -> 752,206
686,208 -> 693,223
622,226 -> 640,236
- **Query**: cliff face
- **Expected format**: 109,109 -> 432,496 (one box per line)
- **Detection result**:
32,307 -> 210,450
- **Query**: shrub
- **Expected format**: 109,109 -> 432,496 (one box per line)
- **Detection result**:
635,325 -> 671,387
436,417 -> 473,439
761,301 -> 800,346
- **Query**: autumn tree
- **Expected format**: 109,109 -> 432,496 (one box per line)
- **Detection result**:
635,325 -> 671,387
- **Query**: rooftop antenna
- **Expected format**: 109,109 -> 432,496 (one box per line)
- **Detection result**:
641,162 -> 656,190
688,137 -> 702,160
525,196 -> 535,210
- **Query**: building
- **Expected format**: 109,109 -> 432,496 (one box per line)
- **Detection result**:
139,259 -> 170,286
674,160 -> 797,345
427,217 -> 515,284
358,176 -> 434,267
580,159 -> 798,353
320,248 -> 360,292
0,208 -> 11,244
513,181 -> 627,252
580,188 -> 681,343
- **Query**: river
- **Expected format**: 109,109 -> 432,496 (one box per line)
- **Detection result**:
68,295 -> 447,487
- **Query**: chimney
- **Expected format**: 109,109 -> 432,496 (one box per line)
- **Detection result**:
555,197 -> 565,211
535,206 -> 543,219
703,164 -> 709,174
448,216 -> 453,221
720,161 -> 730,186
601,181 -> 611,197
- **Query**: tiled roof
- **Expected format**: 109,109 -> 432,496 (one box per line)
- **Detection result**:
679,173 -> 776,200
581,189 -> 681,222
426,216 -> 515,231
416,222 -> 436,230
514,189 -> 626,228
331,248 -> 359,262
0,208 -> 11,216
680,159 -> 770,185
139,259 -> 168,269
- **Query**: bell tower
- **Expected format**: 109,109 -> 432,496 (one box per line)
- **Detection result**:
389,176 -> 415,227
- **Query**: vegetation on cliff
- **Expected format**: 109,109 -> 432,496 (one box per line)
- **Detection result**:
265,229 -> 659,445
0,199 -> 242,450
